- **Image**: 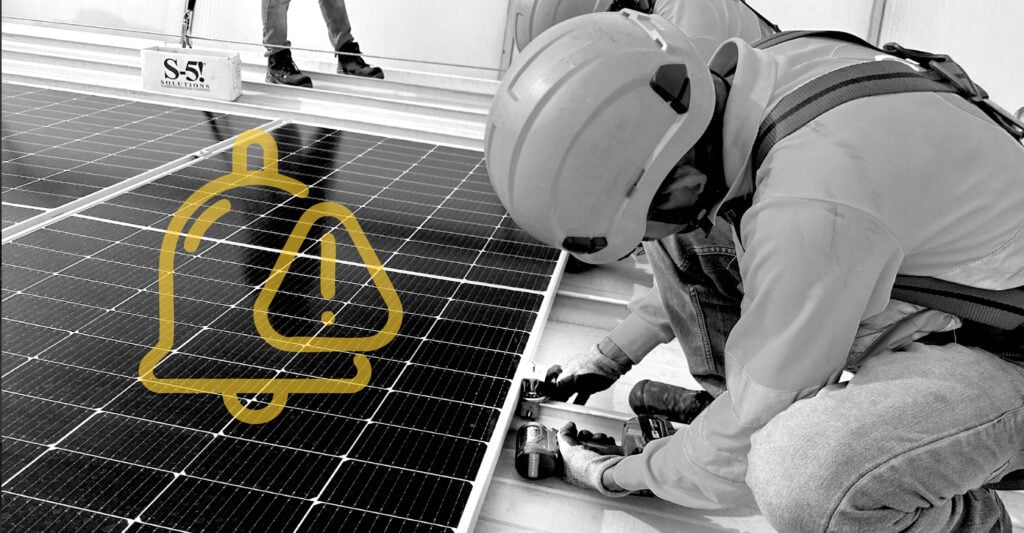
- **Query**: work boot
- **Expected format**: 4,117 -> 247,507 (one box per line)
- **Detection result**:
266,49 -> 313,88
337,40 -> 384,79
628,379 -> 715,424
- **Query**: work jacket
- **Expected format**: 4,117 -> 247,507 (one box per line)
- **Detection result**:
610,34 -> 1024,508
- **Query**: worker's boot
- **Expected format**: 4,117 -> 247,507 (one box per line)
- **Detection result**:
337,40 -> 384,79
628,379 -> 714,424
266,49 -> 312,88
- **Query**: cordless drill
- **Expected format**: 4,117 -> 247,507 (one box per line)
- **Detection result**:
514,413 -> 676,480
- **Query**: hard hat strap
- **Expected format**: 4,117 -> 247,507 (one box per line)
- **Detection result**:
646,71 -> 731,236
608,0 -> 654,14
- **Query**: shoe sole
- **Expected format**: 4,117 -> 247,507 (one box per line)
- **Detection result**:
265,75 -> 313,89
336,67 -> 385,80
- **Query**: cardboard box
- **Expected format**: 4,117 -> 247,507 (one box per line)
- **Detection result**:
141,46 -> 242,101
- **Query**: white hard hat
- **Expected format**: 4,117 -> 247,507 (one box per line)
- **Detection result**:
513,0 -> 614,52
486,10 -> 716,263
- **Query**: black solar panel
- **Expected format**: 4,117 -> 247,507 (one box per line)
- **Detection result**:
2,87 -> 560,532
2,83 -> 269,229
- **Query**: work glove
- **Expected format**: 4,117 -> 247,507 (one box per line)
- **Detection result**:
574,427 -> 623,456
545,344 -> 631,404
556,422 -> 630,497
847,299 -> 961,368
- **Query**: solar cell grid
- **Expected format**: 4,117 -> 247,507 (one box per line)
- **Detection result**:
2,86 -> 562,533
2,492 -> 130,533
1,83 -> 270,227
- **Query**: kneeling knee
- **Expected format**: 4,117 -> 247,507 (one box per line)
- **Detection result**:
747,406 -> 856,529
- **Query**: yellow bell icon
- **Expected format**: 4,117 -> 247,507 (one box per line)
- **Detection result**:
139,129 -> 403,424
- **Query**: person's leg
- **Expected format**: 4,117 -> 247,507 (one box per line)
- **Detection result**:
748,343 -> 1024,532
643,222 -> 742,397
262,0 -> 312,87
262,0 -> 292,56
317,0 -> 353,51
319,0 -> 384,78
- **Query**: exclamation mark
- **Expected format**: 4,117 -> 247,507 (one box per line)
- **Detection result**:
197,61 -> 205,83
320,232 -> 337,325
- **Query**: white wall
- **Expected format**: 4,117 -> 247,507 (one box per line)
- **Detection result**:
188,0 -> 512,80
2,0 -> 184,37
747,0 -> 878,37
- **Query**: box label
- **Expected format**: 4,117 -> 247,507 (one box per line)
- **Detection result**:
161,57 -> 210,91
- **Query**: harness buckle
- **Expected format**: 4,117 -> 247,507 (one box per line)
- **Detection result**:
883,42 -> 1024,140
883,43 -> 983,100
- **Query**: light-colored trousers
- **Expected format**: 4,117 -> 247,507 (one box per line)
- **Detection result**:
748,343 -> 1023,532
262,0 -> 353,56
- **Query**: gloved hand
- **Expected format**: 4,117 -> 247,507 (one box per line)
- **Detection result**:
545,344 -> 631,404
848,299 -> 961,367
556,422 -> 629,497
575,428 -> 623,456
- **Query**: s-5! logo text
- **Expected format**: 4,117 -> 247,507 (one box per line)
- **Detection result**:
162,57 -> 210,91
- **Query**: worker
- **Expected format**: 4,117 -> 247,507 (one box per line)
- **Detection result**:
517,0 -> 779,422
485,10 -> 1024,532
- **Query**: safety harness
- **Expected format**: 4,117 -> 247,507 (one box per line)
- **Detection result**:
715,31 -> 1024,354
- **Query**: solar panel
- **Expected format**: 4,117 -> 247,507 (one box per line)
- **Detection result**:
2,86 -> 561,532
2,83 -> 269,229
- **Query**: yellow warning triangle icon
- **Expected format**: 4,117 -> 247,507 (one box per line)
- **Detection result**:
253,199 -> 404,353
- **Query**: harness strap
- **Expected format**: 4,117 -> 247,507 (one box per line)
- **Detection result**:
719,60 -> 958,239
753,30 -> 1024,140
752,29 -> 875,50
893,277 -> 1024,330
753,61 -> 955,170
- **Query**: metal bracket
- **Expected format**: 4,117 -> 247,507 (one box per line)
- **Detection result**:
180,0 -> 196,48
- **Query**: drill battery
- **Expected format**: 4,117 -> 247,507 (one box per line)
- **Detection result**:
620,414 -> 676,497
621,414 -> 676,456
